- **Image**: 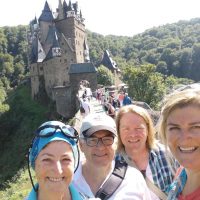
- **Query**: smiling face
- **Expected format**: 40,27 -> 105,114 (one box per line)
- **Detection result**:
119,112 -> 148,154
35,141 -> 74,194
80,130 -> 117,168
166,105 -> 200,170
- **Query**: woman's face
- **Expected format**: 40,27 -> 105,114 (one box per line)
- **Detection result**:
35,141 -> 74,194
119,112 -> 148,153
166,105 -> 200,171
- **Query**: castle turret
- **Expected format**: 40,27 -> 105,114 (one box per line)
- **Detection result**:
57,0 -> 64,20
39,1 -> 55,44
55,1 -> 86,63
84,39 -> 90,62
45,30 -> 61,59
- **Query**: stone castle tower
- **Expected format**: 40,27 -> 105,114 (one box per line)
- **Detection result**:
28,0 -> 97,118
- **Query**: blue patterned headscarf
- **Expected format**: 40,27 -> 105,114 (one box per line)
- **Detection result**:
29,121 -> 79,171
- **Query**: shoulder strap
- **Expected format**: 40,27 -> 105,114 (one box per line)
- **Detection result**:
145,177 -> 167,200
95,160 -> 128,200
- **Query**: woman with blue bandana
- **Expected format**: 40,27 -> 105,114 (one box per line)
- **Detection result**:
26,121 -> 84,200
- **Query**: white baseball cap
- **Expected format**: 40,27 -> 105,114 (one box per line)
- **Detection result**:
80,113 -> 117,137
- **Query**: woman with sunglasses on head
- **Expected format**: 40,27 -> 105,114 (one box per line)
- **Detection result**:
158,88 -> 200,200
26,120 -> 84,200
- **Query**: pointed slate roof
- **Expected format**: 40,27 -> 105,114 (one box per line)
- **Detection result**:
45,28 -> 61,60
67,0 -> 73,11
33,16 -> 38,24
72,2 -> 78,14
69,63 -> 96,74
30,38 -> 46,63
37,40 -> 46,62
45,25 -> 59,45
80,10 -> 82,19
39,1 -> 54,22
101,50 -> 117,70
83,39 -> 89,51
63,0 -> 68,16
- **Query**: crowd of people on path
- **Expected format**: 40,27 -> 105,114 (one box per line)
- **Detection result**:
26,83 -> 200,200
95,87 -> 132,119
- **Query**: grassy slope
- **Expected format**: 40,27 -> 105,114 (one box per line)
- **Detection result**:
0,84 -> 50,199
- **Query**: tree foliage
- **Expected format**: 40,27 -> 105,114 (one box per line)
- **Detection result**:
87,18 -> 200,81
122,64 -> 193,110
123,64 -> 166,109
97,65 -> 115,86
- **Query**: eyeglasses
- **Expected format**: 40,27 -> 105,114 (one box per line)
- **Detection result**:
35,124 -> 79,142
84,136 -> 114,147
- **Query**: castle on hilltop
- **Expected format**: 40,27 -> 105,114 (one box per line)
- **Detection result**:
28,0 -> 97,119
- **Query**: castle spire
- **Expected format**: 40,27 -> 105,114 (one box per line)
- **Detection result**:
39,1 -> 54,22
68,0 -> 73,11
58,0 -> 64,19
80,10 -> 82,19
63,0 -> 68,18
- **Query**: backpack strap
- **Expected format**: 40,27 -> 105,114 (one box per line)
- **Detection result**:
145,177 -> 167,200
95,160 -> 128,200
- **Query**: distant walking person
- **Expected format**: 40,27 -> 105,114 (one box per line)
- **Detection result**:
80,98 -> 91,118
122,93 -> 132,106
118,92 -> 125,107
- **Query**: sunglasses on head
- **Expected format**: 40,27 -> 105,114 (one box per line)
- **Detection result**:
35,124 -> 79,142
27,124 -> 80,192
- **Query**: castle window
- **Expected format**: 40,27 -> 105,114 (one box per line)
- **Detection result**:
80,51 -> 82,55
40,67 -> 43,71
60,59 -> 62,62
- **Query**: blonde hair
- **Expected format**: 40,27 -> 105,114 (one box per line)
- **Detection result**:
158,89 -> 200,146
116,105 -> 156,153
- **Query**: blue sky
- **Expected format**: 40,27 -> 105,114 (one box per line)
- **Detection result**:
1,0 -> 200,36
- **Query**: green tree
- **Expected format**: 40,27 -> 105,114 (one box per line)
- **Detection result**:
156,61 -> 168,74
179,48 -> 192,78
123,64 -> 166,109
0,87 -> 9,114
0,28 -> 7,53
191,43 -> 200,80
97,65 -> 115,86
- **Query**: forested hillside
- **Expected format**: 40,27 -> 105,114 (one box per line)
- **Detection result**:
87,18 -> 200,81
0,25 -> 28,114
0,17 -> 200,199
1,18 -> 200,114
